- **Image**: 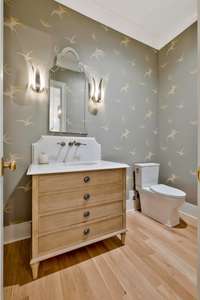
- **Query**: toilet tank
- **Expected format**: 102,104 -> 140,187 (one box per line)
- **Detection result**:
134,163 -> 160,189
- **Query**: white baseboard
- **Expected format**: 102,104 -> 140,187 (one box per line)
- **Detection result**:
179,202 -> 198,227
4,221 -> 31,245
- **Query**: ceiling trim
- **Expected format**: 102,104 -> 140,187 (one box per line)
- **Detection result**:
56,0 -> 197,50
157,13 -> 197,50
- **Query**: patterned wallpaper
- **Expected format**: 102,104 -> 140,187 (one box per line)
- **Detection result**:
3,0 -> 196,225
158,24 -> 197,205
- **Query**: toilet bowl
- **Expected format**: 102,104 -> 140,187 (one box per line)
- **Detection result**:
135,163 -> 186,227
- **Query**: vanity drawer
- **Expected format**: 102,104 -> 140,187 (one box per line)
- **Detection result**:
38,169 -> 123,194
39,201 -> 122,234
38,183 -> 123,214
38,216 -> 123,254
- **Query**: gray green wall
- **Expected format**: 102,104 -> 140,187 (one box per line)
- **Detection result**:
158,24 -> 197,205
3,0 -> 197,226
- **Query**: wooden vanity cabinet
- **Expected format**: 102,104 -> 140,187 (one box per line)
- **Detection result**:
30,168 -> 127,279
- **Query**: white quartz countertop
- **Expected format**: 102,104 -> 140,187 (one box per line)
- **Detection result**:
27,160 -> 129,175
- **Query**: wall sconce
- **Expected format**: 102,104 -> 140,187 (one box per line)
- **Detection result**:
88,77 -> 104,103
30,64 -> 45,93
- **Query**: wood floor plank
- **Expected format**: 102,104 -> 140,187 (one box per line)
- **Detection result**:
4,211 -> 197,300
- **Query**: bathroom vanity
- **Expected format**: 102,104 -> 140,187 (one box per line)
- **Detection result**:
27,136 -> 128,279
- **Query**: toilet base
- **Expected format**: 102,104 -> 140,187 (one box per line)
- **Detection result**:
140,189 -> 185,227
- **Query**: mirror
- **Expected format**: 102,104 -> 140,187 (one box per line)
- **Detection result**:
49,47 -> 87,134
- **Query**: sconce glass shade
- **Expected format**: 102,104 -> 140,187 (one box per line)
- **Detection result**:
31,65 -> 45,93
89,77 -> 104,103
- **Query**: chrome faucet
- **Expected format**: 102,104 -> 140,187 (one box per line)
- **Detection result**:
68,140 -> 87,147
57,141 -> 66,147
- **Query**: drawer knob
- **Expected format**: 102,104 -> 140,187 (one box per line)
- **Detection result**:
83,228 -> 90,235
84,176 -> 90,183
83,193 -> 90,200
83,211 -> 90,218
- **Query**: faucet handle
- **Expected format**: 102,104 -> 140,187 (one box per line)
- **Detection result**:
57,141 -> 66,147
74,142 -> 87,147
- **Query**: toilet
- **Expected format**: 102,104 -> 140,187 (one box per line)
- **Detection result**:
134,163 -> 186,227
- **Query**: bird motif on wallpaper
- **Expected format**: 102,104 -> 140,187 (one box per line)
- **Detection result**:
131,105 -> 136,111
17,181 -> 32,193
113,49 -> 120,56
168,85 -> 177,95
145,152 -> 155,161
153,129 -> 158,135
176,54 -> 184,63
4,16 -> 23,32
144,68 -> 152,78
129,60 -> 136,67
145,139 -> 150,147
130,149 -> 136,157
167,129 -> 178,140
4,85 -> 21,99
145,110 -> 153,120
145,55 -> 150,62
120,37 -> 130,47
114,99 -> 121,104
113,146 -> 121,151
120,83 -> 129,93
54,45 -> 60,54
152,89 -> 158,94
168,161 -> 172,168
17,51 -> 33,62
189,120 -> 197,126
121,115 -> 126,123
160,146 -> 168,151
160,62 -> 168,69
176,103 -> 184,109
91,33 -> 97,40
166,40 -> 177,55
168,119 -> 173,124
167,75 -> 173,81
3,133 -> 12,145
145,97 -> 150,104
3,64 -> 12,76
176,147 -> 184,157
101,125 -> 109,131
91,48 -> 105,60
167,174 -> 178,183
51,5 -> 69,19
65,35 -> 76,44
160,104 -> 168,110
139,124 -> 145,129
40,19 -> 52,28
139,82 -> 146,86
4,202 -> 12,215
121,129 -> 130,139
189,68 -> 198,75
16,116 -> 33,127
8,152 -> 23,161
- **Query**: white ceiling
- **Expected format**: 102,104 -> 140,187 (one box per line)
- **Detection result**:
56,0 -> 197,50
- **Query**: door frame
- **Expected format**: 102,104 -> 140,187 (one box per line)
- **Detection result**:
198,1 -> 200,299
0,1 -> 3,299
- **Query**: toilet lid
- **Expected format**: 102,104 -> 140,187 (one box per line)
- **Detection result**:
150,184 -> 186,198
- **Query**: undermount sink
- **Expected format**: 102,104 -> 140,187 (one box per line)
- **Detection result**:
66,161 -> 99,166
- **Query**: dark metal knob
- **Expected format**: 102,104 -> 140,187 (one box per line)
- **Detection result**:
84,176 -> 90,183
83,193 -> 90,200
83,211 -> 90,218
83,228 -> 90,235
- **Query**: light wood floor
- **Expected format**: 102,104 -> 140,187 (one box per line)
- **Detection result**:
4,211 -> 197,300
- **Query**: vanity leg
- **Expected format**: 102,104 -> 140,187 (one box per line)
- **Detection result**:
31,262 -> 40,280
121,232 -> 126,245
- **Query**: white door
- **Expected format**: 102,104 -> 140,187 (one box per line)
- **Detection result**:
0,1 -> 3,299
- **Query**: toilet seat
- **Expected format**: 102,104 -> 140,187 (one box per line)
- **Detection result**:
150,184 -> 186,199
